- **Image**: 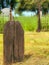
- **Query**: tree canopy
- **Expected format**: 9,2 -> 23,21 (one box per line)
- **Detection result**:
17,0 -> 49,14
0,0 -> 49,14
0,0 -> 16,9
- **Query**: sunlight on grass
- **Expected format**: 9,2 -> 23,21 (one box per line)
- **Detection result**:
0,32 -> 49,65
0,34 -> 3,65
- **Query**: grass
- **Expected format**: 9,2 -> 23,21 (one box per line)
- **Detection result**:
0,14 -> 49,33
0,15 -> 38,33
0,32 -> 49,65
14,16 -> 38,31
0,34 -> 3,65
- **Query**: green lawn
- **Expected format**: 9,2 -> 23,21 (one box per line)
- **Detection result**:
14,16 -> 38,31
0,16 -> 38,33
0,32 -> 49,65
0,14 -> 49,33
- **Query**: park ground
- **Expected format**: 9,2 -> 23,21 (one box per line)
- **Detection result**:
0,14 -> 49,33
0,32 -> 49,65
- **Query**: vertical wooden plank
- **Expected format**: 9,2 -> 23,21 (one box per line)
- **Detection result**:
3,21 -> 24,64
3,21 -> 15,65
14,21 -> 24,62
13,21 -> 19,62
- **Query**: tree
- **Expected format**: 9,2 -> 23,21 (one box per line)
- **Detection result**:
37,2 -> 41,32
17,0 -> 49,13
17,0 -> 34,12
36,0 -> 49,32
0,0 -> 16,21
17,0 -> 42,32
42,0 -> 49,14
0,0 -> 16,9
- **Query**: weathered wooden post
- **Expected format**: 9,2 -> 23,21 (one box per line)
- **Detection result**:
3,6 -> 24,65
13,21 -> 24,62
3,7 -> 14,65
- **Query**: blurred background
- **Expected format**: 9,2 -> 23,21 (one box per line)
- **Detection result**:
0,0 -> 49,33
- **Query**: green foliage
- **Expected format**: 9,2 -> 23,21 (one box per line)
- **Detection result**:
17,0 -> 36,11
0,11 -> 2,14
17,0 -> 49,14
0,16 -> 9,33
41,14 -> 49,31
0,0 -> 16,9
10,0 -> 16,9
42,0 -> 49,14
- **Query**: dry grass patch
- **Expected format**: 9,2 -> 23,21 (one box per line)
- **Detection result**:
0,32 -> 49,65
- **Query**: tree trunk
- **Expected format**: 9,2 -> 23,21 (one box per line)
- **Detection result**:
36,5 -> 41,32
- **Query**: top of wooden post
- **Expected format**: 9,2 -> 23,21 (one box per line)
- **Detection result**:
10,6 -> 13,21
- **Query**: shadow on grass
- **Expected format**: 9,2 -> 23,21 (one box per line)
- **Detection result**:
23,54 -> 33,62
13,54 -> 33,63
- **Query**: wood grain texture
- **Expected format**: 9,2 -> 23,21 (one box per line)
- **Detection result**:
3,21 -> 24,64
